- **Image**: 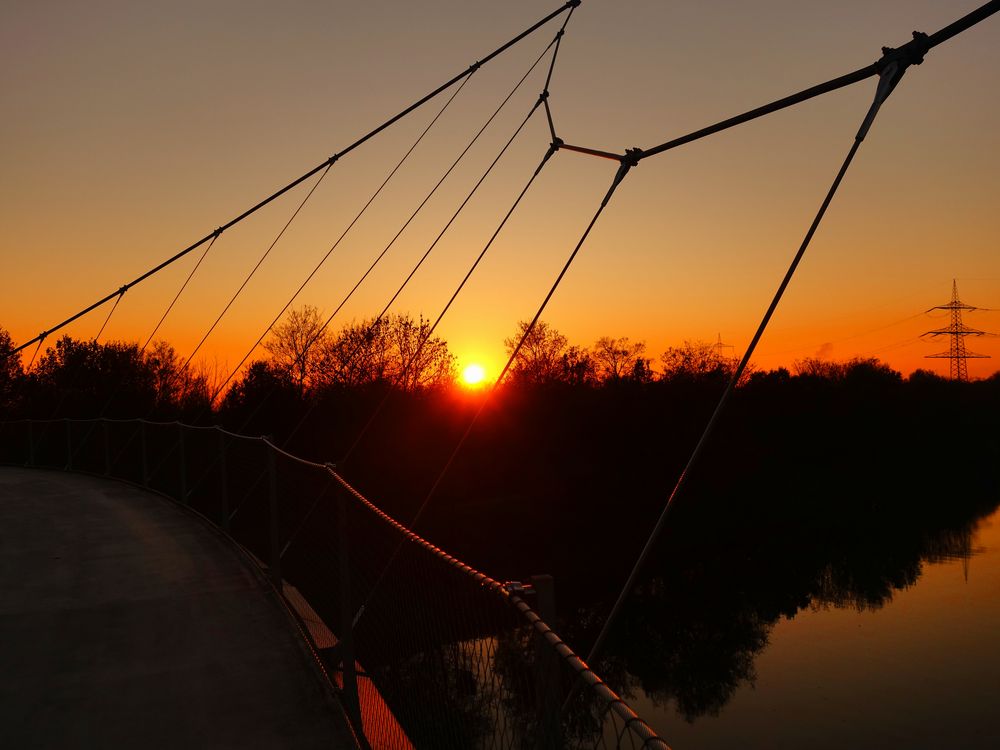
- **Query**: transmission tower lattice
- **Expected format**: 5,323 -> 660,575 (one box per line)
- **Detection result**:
923,279 -> 991,381
713,332 -> 736,365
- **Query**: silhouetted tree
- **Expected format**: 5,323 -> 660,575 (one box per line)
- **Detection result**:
315,314 -> 456,392
504,320 -> 595,385
218,359 -> 302,433
659,340 -> 732,384
263,305 -> 329,391
144,340 -> 212,413
0,327 -> 24,414
22,336 -> 207,418
593,336 -> 652,383
505,320 -> 568,384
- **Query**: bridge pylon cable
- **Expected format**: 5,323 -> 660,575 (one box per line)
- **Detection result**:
338,142 -> 560,467
216,38 -> 556,412
350,149 -> 637,629
6,0 -> 580,362
93,287 -> 127,342
283,97 -> 545,447
582,52 -> 915,676
188,70 -> 475,397
232,36 -> 559,437
281,37 -> 558,393
183,167 -> 334,369
141,233 -> 220,352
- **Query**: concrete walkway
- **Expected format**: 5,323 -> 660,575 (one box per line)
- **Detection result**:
0,467 -> 358,749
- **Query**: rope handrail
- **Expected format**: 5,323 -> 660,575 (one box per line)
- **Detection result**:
1,414 -> 666,746
324,464 -> 667,746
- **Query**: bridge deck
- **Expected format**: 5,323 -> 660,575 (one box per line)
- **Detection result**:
0,467 -> 358,749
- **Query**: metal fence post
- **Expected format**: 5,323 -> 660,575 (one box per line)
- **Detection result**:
531,574 -> 561,749
65,420 -> 73,471
337,489 -> 364,740
140,421 -> 148,487
219,429 -> 230,533
27,421 -> 35,467
266,442 -> 281,591
177,423 -> 187,504
102,420 -> 111,476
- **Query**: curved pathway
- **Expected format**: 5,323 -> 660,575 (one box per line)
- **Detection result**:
0,467 -> 357,749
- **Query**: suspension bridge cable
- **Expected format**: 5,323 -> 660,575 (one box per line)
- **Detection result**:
637,0 -> 999,163
242,29 -> 573,543
183,168 -> 333,367
374,101 -> 544,336
25,339 -> 44,371
213,43 -> 555,408
340,143 -> 560,466
350,153 -> 637,627
178,82 -> 481,502
285,37 -> 558,385
280,95 -> 548,448
228,35 -> 556,427
93,287 -> 127,342
186,71 -> 476,379
151,77 -> 479,486
6,0 -> 580,362
62,233 -> 222,466
582,57 -> 912,673
141,233 -> 219,352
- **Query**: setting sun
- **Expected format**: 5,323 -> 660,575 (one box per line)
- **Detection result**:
461,363 -> 486,387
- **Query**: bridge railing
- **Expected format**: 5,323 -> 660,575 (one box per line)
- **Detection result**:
0,417 -> 667,750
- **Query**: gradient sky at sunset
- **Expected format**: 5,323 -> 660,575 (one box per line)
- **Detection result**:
3,0 -> 998,380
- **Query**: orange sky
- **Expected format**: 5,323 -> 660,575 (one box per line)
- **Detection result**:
2,0 -> 998,381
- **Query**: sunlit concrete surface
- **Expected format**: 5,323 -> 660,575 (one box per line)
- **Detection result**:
0,467 -> 358,749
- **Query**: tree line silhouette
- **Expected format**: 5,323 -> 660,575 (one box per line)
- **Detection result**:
7,307 -> 995,422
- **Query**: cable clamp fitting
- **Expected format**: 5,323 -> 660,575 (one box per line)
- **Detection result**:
872,31 -> 930,103
877,31 -> 930,73
326,153 -> 340,166
621,147 -> 643,168
551,136 -> 564,151
468,60 -> 482,73
504,581 -> 534,596
567,0 -> 581,8
538,89 -> 549,102
117,284 -> 128,296
857,31 -> 929,142
213,227 -> 223,237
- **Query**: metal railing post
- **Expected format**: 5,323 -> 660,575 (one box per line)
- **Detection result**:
337,489 -> 364,740
177,423 -> 187,504
65,420 -> 73,471
102,420 -> 111,476
531,573 -> 561,749
140,421 -> 148,487
27,421 -> 35,467
266,442 -> 281,590
219,429 -> 230,533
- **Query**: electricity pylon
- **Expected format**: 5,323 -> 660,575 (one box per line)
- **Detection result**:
923,279 -> 990,381
713,332 -> 735,365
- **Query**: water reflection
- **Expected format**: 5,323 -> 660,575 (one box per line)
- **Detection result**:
573,494 -> 999,727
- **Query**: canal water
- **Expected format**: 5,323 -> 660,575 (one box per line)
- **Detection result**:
634,506 -> 1000,749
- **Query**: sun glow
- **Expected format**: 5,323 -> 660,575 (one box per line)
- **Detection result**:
461,363 -> 486,387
